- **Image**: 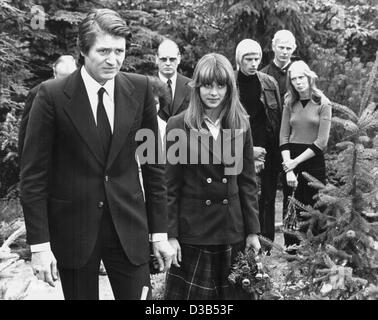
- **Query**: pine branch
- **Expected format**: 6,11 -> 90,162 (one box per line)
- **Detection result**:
358,102 -> 378,128
359,50 -> 378,116
331,102 -> 359,122
332,117 -> 361,135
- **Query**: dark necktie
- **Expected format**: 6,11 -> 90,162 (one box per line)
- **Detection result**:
97,87 -> 112,159
167,78 -> 173,114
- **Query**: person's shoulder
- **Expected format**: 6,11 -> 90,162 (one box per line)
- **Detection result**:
38,74 -> 72,95
257,71 -> 278,88
29,83 -> 42,95
167,110 -> 186,129
119,71 -> 148,84
177,72 -> 191,84
312,91 -> 331,107
259,62 -> 272,74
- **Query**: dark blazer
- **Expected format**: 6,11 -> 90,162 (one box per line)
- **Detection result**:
165,112 -> 260,245
20,68 -> 167,269
18,83 -> 42,158
158,73 -> 191,122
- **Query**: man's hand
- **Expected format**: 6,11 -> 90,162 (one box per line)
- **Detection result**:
255,159 -> 265,174
168,238 -> 181,268
286,171 -> 298,188
31,250 -> 58,287
282,158 -> 299,173
253,147 -> 267,161
152,240 -> 174,272
245,234 -> 261,254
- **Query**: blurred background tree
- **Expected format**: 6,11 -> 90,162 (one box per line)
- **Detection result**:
0,0 -> 377,199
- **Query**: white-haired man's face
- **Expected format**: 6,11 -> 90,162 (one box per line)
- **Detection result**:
156,42 -> 181,78
272,39 -> 296,66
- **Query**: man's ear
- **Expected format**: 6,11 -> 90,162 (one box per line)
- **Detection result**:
177,54 -> 182,65
155,55 -> 159,65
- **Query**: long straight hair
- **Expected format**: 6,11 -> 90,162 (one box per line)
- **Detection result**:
184,53 -> 249,132
284,60 -> 329,108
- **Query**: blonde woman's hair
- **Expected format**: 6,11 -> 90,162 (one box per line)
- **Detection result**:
284,60 -> 329,108
184,53 -> 249,131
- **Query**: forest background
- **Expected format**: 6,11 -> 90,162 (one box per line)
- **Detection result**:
1,0 -> 377,199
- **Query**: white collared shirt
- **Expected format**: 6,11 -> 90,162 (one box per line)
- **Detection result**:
81,66 -> 115,132
204,116 -> 221,140
158,72 -> 177,99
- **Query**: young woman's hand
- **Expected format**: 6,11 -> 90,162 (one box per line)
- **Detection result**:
168,238 -> 182,268
253,147 -> 267,161
255,159 -> 265,173
282,158 -> 299,172
245,234 -> 261,254
286,171 -> 298,188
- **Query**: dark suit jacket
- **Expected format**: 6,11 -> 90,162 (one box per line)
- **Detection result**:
158,73 -> 191,122
18,83 -> 42,158
165,112 -> 260,245
20,68 -> 167,269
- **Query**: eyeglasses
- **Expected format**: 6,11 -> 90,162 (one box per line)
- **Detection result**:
158,57 -> 178,63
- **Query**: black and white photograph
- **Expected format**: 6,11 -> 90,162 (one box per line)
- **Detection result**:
0,0 -> 377,306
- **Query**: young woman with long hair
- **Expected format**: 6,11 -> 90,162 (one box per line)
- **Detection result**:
164,53 -> 261,299
280,60 -> 332,249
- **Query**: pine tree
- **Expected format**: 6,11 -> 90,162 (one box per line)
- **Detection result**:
279,51 -> 378,300
229,51 -> 378,300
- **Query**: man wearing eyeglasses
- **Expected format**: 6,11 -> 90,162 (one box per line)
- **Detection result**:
155,39 -> 191,122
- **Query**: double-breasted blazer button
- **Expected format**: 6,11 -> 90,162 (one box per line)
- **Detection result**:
205,200 -> 212,206
222,178 -> 227,184
97,201 -> 104,208
206,178 -> 212,183
222,199 -> 229,205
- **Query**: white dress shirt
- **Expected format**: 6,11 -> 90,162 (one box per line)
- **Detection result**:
204,116 -> 221,140
158,72 -> 177,99
81,66 -> 115,132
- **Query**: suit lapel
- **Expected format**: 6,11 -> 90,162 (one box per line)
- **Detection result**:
106,72 -> 139,170
172,74 -> 188,116
63,70 -> 105,165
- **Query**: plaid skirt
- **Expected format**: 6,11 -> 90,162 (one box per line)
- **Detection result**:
165,241 -> 248,300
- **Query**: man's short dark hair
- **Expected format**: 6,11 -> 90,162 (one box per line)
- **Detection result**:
77,8 -> 129,65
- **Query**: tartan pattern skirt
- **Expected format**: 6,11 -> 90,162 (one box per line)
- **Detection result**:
164,241 -> 246,300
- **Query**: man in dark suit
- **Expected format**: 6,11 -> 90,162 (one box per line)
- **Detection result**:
155,39 -> 191,122
20,8 -> 173,300
18,55 -> 77,158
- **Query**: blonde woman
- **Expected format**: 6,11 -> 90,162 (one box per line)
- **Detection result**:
279,60 -> 332,249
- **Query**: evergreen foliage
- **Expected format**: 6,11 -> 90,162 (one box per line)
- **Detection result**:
279,53 -> 378,300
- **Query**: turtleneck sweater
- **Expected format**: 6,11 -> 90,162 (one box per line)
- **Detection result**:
237,71 -> 267,148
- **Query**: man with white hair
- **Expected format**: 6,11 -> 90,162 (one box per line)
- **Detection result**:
155,39 -> 191,122
235,39 -> 282,252
261,30 -> 297,100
